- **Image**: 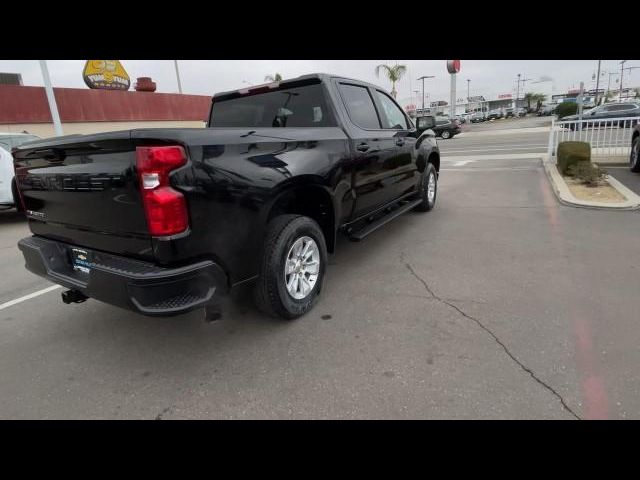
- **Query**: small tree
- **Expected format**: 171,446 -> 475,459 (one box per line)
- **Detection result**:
264,73 -> 283,82
375,63 -> 407,99
556,102 -> 578,119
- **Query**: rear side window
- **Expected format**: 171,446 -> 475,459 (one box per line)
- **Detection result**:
210,83 -> 336,128
374,90 -> 409,129
338,84 -> 381,129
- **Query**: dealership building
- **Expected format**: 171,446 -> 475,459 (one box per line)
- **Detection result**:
0,67 -> 211,138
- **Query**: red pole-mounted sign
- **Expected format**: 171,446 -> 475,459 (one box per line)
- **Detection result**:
447,60 -> 461,74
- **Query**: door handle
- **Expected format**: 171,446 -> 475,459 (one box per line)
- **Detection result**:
356,143 -> 370,152
395,138 -> 405,146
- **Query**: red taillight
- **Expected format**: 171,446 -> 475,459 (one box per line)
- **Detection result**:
136,146 -> 189,237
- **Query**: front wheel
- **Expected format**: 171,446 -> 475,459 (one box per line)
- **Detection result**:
254,214 -> 327,319
630,137 -> 640,173
414,163 -> 438,212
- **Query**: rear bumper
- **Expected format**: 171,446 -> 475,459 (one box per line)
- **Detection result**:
18,236 -> 228,316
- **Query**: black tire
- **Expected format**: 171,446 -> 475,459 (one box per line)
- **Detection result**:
11,178 -> 24,212
630,136 -> 640,173
254,214 -> 327,319
441,130 -> 451,139
414,163 -> 438,212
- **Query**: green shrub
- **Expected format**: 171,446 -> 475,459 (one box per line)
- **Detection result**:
556,102 -> 578,119
567,161 -> 607,186
557,141 -> 591,175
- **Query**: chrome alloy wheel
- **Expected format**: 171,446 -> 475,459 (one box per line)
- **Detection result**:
427,171 -> 436,204
284,236 -> 320,300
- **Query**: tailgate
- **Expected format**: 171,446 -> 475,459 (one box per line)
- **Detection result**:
13,131 -> 154,261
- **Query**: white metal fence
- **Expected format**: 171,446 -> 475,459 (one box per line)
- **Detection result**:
547,117 -> 639,158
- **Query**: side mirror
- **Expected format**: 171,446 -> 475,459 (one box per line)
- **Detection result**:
417,116 -> 436,131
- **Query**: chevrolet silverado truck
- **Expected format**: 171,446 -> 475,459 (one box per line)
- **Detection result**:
13,73 -> 440,320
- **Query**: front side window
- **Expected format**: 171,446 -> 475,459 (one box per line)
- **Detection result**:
374,91 -> 408,129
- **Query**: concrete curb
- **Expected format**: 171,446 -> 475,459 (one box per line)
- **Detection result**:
543,161 -> 640,211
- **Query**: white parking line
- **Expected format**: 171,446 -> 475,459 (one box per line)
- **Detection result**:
0,285 -> 61,311
440,145 -> 548,154
453,160 -> 475,166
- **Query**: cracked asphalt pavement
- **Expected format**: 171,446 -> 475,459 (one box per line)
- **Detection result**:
1,156 -> 640,419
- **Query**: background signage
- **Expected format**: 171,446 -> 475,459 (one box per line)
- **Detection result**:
83,60 -> 131,91
447,60 -> 461,74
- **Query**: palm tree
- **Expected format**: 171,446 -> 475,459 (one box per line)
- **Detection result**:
524,92 -> 535,111
524,92 -> 547,111
375,63 -> 407,99
533,93 -> 547,111
264,73 -> 283,82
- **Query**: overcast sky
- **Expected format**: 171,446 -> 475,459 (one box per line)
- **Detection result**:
1,60 -> 638,106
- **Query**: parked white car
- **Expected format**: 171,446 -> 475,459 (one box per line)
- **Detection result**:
0,133 -> 41,209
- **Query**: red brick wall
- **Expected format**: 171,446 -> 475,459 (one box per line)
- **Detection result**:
0,85 -> 212,124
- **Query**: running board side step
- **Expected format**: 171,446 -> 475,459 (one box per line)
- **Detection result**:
348,199 -> 422,241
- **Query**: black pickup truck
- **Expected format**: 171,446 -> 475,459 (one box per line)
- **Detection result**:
13,73 -> 441,320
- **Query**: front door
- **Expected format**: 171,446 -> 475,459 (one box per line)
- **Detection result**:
370,89 -> 419,200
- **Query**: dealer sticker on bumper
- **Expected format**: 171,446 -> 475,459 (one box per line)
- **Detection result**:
70,248 -> 92,274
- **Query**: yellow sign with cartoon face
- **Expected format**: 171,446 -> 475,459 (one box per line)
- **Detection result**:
82,60 -> 130,90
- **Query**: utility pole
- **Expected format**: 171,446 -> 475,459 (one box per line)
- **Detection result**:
39,60 -> 63,137
467,79 -> 470,112
606,72 -> 618,102
620,60 -> 627,102
417,75 -> 434,113
594,60 -> 601,105
174,60 -> 183,94
515,73 -> 521,110
450,73 -> 456,118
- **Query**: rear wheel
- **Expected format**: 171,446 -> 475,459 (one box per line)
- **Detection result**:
630,137 -> 640,173
441,130 -> 451,139
254,214 -> 327,319
414,163 -> 437,212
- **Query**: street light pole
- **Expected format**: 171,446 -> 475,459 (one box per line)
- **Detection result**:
174,60 -> 183,94
515,74 -> 521,110
417,75 -> 434,114
39,60 -> 63,137
594,60 -> 601,105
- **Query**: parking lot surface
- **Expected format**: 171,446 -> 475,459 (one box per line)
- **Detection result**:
607,167 -> 640,196
2,153 -> 640,419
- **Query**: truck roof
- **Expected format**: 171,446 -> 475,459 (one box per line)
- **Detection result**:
212,73 -> 387,100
